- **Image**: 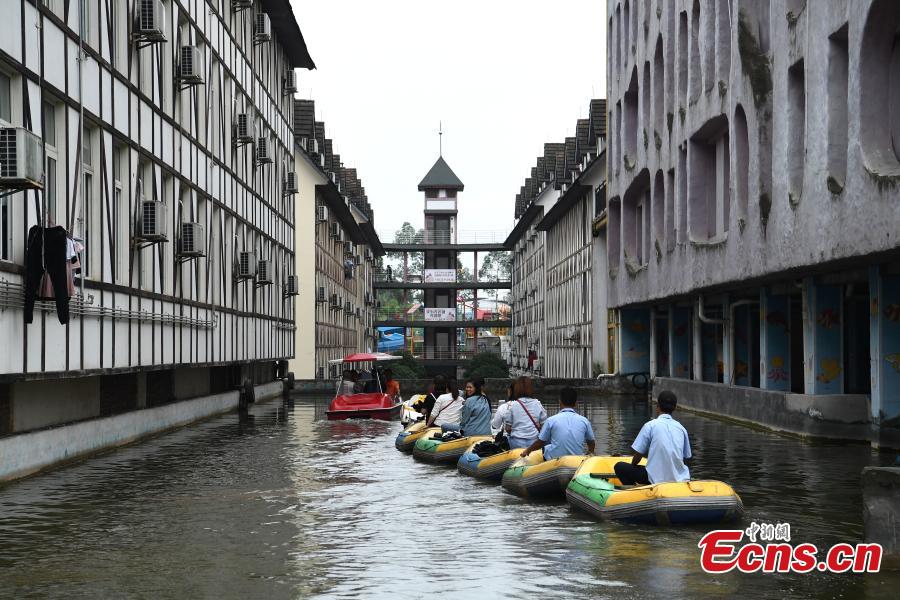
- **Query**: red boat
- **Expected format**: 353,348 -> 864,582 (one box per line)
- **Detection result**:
326,353 -> 403,421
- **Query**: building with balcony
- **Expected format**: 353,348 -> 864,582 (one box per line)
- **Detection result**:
0,0 -> 314,438
506,100 -> 608,378
290,99 -> 383,380
605,0 -> 900,442
374,155 -> 511,375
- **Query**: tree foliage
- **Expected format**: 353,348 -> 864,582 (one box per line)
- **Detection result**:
464,352 -> 510,380
390,351 -> 426,379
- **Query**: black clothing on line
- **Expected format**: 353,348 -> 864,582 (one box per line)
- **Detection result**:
25,225 -> 71,325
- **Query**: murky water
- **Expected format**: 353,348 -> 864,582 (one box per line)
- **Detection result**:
0,394 -> 897,599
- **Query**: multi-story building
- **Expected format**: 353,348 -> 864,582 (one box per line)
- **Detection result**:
374,154 -> 511,378
605,0 -> 900,440
0,0 -> 313,435
506,100 -> 608,378
290,99 -> 382,380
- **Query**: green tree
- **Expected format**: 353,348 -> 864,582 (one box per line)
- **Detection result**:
390,351 -> 426,379
478,250 -> 512,282
464,352 -> 510,379
384,222 -> 424,281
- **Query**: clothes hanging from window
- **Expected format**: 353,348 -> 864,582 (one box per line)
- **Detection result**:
25,225 -> 71,325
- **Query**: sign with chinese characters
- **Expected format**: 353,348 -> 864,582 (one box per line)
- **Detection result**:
424,308 -> 456,321
424,269 -> 456,283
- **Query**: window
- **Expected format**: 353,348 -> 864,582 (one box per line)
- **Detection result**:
44,101 -> 58,225
82,130 -> 94,278
594,185 -> 607,216
0,72 -> 10,123
0,73 -> 10,260
689,116 -> 730,241
113,145 -> 127,284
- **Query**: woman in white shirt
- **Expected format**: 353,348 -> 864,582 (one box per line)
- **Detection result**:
427,380 -> 464,430
501,376 -> 547,449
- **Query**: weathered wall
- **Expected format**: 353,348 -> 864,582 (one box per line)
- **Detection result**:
862,467 -> 900,556
605,0 -> 900,309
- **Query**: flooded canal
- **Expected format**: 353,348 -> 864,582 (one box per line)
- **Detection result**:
0,393 -> 897,599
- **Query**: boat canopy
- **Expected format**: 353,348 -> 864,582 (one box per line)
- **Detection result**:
328,352 -> 403,364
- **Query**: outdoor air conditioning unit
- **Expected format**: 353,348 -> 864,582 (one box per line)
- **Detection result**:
316,205 -> 328,223
178,46 -> 203,84
235,113 -> 254,144
283,70 -> 297,95
232,0 -> 253,9
255,13 -> 271,43
329,293 -> 339,309
284,275 -> 299,296
179,222 -> 205,257
317,286 -> 327,303
0,127 -> 44,189
284,171 -> 298,195
329,222 -> 340,240
365,249 -> 373,262
140,199 -> 167,241
256,138 -> 272,164
344,301 -> 352,314
308,138 -> 319,155
136,0 -> 166,41
343,241 -> 354,255
257,259 -> 273,284
353,254 -> 361,266
317,366 -> 325,380
237,251 -> 256,279
364,292 -> 372,306
355,307 -> 361,319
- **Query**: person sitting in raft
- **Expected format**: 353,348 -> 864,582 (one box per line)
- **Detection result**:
521,387 -> 595,459
501,376 -> 547,449
613,390 -> 692,486
337,370 -> 356,396
417,375 -> 446,422
351,370 -> 364,393
427,380 -> 464,431
491,383 -> 516,434
441,378 -> 492,436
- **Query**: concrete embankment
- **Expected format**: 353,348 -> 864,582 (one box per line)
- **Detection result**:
0,381 -> 284,483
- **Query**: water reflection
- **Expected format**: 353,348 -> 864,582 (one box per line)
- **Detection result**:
0,394 -> 896,598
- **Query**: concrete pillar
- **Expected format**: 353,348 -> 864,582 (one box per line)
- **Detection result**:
759,289 -> 768,390
733,304 -> 751,386
649,308 -> 657,377
871,267 -> 900,422
670,306 -> 692,379
620,308 -> 651,374
805,280 -> 844,395
692,301 -> 702,381
761,288 -> 791,392
722,296 -> 732,385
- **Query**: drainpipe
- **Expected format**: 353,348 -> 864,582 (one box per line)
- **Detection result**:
697,294 -> 725,325
77,0 -> 85,302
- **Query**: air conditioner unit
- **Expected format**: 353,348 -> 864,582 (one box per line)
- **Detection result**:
365,292 -> 372,306
308,138 -> 319,155
343,241 -> 354,255
329,222 -> 340,239
256,138 -> 272,164
179,222 -> 205,257
178,46 -> 203,84
316,205 -> 328,223
237,251 -> 256,279
364,249 -> 373,262
284,171 -> 298,195
353,254 -> 361,266
136,0 -> 166,41
255,13 -> 271,43
283,70 -> 297,95
284,274 -> 299,296
317,366 -> 325,380
232,0 -> 253,9
0,127 -> 44,189
329,293 -> 338,309
235,113 -> 254,144
317,286 -> 327,303
257,259 -> 273,284
139,199 -> 167,241
355,307 -> 361,319
344,301 -> 352,314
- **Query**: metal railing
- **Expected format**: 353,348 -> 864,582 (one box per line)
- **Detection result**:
0,278 -> 217,328
374,308 -> 510,322
374,269 -> 508,284
380,230 -> 508,245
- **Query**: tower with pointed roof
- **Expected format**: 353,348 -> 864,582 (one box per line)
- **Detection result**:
419,155 -> 464,245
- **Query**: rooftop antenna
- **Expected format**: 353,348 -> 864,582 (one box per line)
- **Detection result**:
439,121 -> 443,157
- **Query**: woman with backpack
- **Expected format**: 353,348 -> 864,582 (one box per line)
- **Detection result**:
426,379 -> 464,431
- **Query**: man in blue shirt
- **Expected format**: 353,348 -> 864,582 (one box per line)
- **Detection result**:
614,390 -> 692,485
521,387 -> 595,459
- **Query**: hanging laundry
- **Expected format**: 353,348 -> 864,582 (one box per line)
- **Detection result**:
24,225 -> 71,325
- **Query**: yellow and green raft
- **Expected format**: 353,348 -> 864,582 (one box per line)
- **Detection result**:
413,433 -> 493,464
500,453 -> 591,499
457,446 -> 526,481
394,421 -> 440,453
566,456 -> 744,524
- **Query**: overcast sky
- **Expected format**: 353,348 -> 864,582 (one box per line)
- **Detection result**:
290,0 -> 607,240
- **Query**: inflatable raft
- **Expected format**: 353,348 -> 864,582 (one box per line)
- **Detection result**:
501,453 -> 589,499
457,446 -> 526,481
566,458 -> 744,524
394,422 -> 440,453
413,433 -> 493,464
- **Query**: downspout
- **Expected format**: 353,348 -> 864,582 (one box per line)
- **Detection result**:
697,294 -> 725,325
77,0 -> 85,301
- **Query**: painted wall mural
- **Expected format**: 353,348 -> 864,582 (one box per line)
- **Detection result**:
620,308 -> 650,374
813,285 -> 843,394
764,292 -> 791,391
670,306 -> 692,379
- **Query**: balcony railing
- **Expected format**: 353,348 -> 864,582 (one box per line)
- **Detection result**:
374,308 -> 510,322
380,230 -> 508,245
374,269 -> 508,284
